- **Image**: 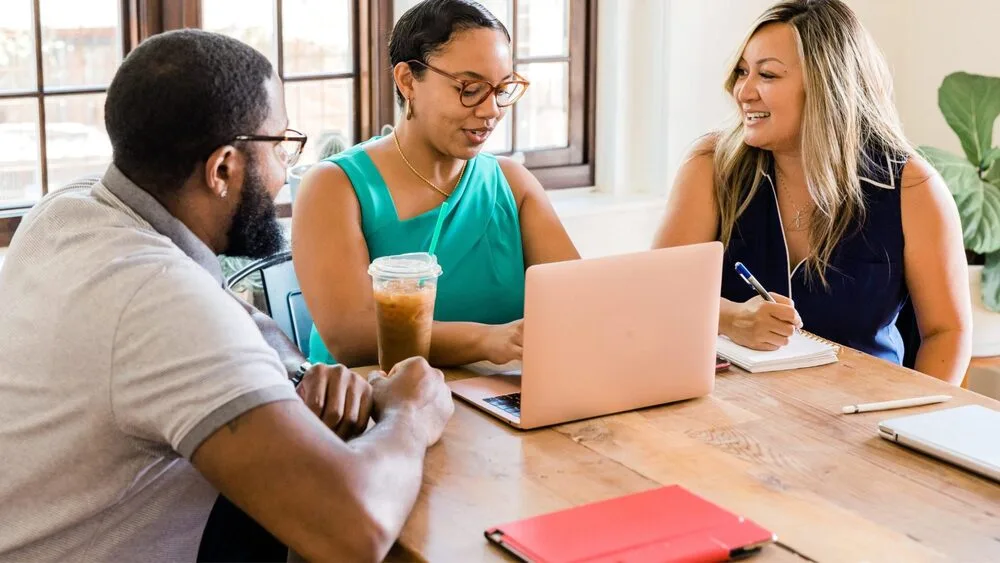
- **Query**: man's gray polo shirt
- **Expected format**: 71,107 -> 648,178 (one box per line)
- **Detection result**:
0,166 -> 298,561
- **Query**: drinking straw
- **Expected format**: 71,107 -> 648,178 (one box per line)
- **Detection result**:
427,201 -> 449,256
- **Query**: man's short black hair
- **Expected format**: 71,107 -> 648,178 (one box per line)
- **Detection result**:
389,0 -> 510,106
105,29 -> 274,194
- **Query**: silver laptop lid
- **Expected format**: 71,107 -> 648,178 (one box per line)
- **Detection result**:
878,404 -> 1000,482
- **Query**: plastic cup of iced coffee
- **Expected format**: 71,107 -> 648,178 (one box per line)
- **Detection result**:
368,252 -> 443,373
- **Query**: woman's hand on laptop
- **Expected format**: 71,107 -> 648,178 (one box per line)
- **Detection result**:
723,294 -> 802,351
481,320 -> 524,365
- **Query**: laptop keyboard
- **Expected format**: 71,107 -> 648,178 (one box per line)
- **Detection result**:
484,392 -> 521,417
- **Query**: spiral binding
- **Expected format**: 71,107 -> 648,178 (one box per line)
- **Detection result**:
800,330 -> 840,352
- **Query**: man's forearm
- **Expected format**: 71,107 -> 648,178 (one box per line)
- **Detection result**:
287,408 -> 429,561
193,401 -> 430,562
339,408 -> 428,558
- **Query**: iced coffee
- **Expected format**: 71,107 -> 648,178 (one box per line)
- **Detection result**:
369,253 -> 442,372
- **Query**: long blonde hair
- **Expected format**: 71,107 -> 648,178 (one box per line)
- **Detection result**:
714,0 -> 912,286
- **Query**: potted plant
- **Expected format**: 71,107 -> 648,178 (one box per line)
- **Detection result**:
920,71 -> 1000,357
219,255 -> 264,308
288,130 -> 348,202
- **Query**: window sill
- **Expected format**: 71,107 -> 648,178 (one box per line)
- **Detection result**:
548,187 -> 667,219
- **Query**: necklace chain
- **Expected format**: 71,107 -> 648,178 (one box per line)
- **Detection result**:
776,168 -> 811,232
393,131 -> 466,198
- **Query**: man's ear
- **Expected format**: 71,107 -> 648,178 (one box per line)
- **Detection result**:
204,144 -> 244,199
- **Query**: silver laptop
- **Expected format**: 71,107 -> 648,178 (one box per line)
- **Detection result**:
878,404 -> 1000,482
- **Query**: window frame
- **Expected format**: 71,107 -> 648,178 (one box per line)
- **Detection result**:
175,0 -> 378,219
371,0 -> 597,190
512,0 -> 596,190
0,0 -> 145,244
0,0 -> 597,246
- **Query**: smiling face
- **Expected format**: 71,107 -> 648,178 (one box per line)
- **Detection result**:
403,27 -> 514,159
731,23 -> 806,153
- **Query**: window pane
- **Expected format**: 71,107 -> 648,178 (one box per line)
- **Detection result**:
202,0 -> 277,67
516,0 -> 569,58
476,0 -> 512,32
1,2 -> 37,92
0,98 -> 42,207
285,79 -> 354,165
484,112 -> 511,154
283,0 -> 353,75
45,93 -> 111,191
515,62 -> 568,151
40,0 -> 121,89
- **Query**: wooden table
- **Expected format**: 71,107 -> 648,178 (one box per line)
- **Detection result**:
383,350 -> 1000,562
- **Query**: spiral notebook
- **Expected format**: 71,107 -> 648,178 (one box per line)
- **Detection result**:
716,332 -> 839,373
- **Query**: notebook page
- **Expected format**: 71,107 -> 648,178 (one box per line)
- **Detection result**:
716,332 -> 835,364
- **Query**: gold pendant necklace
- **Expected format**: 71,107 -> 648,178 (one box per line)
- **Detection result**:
776,168 -> 810,231
393,131 -> 466,198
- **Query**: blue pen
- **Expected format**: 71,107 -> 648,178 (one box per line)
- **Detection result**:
734,262 -> 776,303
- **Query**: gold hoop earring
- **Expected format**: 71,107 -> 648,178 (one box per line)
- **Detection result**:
405,97 -> 414,120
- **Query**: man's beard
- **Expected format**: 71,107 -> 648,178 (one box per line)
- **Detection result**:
224,159 -> 286,259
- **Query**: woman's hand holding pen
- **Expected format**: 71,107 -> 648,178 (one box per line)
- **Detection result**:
723,293 -> 803,351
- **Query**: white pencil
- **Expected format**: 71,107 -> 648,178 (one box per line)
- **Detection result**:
841,394 -> 952,414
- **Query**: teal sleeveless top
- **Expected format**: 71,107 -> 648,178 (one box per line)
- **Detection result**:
307,138 -> 526,364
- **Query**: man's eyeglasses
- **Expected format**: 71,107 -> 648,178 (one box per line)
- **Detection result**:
233,128 -> 308,167
407,60 -> 530,108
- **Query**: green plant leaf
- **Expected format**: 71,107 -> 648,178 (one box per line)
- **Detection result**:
920,146 -> 1000,253
982,250 -> 1000,312
938,72 -> 1000,166
983,147 -> 1000,167
218,255 -> 263,292
985,148 -> 1000,186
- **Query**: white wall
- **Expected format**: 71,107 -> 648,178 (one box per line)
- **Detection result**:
887,0 -> 1000,153
592,0 -> 670,198
664,0 -> 760,188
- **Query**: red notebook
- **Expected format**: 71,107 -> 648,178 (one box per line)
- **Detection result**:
485,485 -> 775,562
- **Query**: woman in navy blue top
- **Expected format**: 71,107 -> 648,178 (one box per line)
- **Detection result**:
654,0 -> 971,384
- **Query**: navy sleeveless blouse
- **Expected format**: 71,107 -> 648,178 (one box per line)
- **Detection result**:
720,147 -> 910,363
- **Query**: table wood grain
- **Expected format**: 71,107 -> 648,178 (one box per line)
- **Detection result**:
372,349 -> 1000,562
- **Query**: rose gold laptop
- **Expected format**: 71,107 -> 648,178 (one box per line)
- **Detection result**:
448,242 -> 723,430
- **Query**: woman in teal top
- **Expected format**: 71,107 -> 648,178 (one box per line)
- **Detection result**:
292,0 -> 579,369
304,139 -> 527,364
